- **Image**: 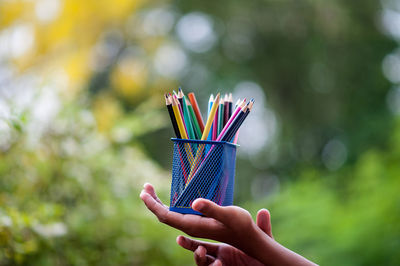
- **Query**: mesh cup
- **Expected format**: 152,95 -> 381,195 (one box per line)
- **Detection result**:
169,138 -> 237,215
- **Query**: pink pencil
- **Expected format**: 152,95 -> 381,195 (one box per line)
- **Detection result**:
212,106 -> 218,140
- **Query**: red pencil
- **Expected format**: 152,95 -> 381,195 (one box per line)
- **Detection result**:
188,92 -> 205,132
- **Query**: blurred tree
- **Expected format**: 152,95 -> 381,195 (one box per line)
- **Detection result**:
172,0 -> 395,167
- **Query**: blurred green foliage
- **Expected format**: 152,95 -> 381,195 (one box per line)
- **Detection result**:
249,121 -> 400,265
1,0 -> 400,265
0,99 -> 195,265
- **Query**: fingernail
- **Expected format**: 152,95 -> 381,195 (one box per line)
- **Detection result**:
139,191 -> 146,199
193,200 -> 205,211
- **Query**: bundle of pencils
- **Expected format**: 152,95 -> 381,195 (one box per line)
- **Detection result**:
165,89 -> 254,208
164,88 -> 254,144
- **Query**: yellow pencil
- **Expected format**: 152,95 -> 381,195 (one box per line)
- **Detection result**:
172,96 -> 188,139
172,95 -> 194,164
201,93 -> 220,140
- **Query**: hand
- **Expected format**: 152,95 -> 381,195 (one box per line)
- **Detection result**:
175,209 -> 273,266
140,183 -> 316,266
140,183 -> 270,261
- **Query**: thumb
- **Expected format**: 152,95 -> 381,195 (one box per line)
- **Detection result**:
256,209 -> 273,238
192,199 -> 231,225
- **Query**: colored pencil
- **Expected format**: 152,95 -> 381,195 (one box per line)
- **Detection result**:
202,93 -> 220,140
223,94 -> 229,126
177,88 -> 184,107
179,89 -> 196,140
165,94 -> 181,138
207,94 -> 214,141
216,99 -> 246,141
171,96 -> 188,139
228,93 -> 233,117
174,94 -> 188,137
218,98 -> 224,134
212,105 -> 218,140
233,100 -> 253,143
207,94 -> 214,117
188,92 -> 205,132
186,98 -> 202,139
222,102 -> 249,142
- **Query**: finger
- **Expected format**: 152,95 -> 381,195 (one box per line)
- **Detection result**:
176,235 -> 220,255
140,191 -> 169,221
141,192 -> 225,238
256,209 -> 273,238
194,246 -> 208,266
143,183 -> 166,207
210,259 -> 222,266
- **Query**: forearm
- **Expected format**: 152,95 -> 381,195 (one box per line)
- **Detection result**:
246,226 -> 317,266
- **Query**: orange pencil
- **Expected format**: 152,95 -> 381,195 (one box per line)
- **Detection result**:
188,92 -> 205,132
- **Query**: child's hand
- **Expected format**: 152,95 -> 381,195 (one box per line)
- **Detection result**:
176,235 -> 264,266
175,209 -> 273,266
140,183 -> 316,266
140,183 -> 262,254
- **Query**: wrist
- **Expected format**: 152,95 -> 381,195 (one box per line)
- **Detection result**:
252,227 -> 317,266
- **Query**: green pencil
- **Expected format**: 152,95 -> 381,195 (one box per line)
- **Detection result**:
187,99 -> 202,139
217,98 -> 224,134
179,89 -> 196,139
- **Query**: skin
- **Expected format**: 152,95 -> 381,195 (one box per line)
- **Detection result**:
140,183 -> 317,266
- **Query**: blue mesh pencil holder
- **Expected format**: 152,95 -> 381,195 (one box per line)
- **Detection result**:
169,138 -> 238,215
